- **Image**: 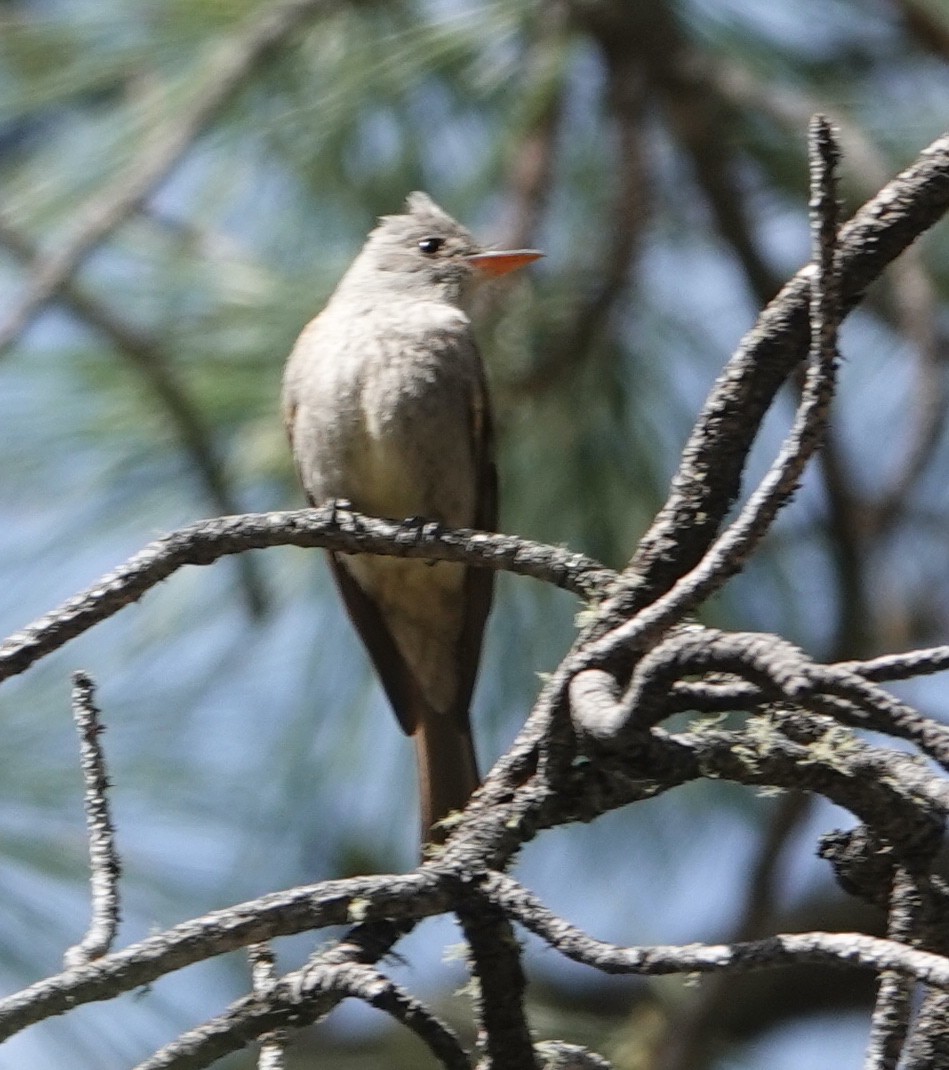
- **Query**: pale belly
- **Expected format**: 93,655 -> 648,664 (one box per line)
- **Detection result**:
302,341 -> 479,528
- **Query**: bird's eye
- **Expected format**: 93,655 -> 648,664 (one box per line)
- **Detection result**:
417,236 -> 445,255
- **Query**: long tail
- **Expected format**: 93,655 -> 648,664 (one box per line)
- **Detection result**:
414,711 -> 480,844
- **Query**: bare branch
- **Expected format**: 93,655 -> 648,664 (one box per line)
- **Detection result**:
482,874 -> 949,987
534,1042 -> 613,1069
0,873 -> 439,1042
567,669 -> 622,731
249,945 -> 287,1070
297,962 -> 471,1070
0,507 -> 615,684
63,672 -> 122,969
808,115 -> 842,390
132,922 -> 436,1070
676,722 -> 944,858
666,644 -> 949,709
864,869 -> 918,1070
590,129 -> 949,633
836,647 -> 949,682
0,113 -> 947,1069
572,623 -> 949,771
805,665 -> 949,770
583,119 -> 841,660
900,990 -> 949,1069
456,896 -> 536,1070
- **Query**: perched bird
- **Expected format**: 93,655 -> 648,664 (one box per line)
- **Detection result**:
282,192 -> 541,842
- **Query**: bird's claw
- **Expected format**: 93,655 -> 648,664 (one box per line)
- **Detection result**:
402,515 -> 442,563
329,497 -> 354,527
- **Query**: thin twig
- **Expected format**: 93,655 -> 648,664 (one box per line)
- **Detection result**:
661,45 -> 899,657
589,129 -> 949,636
583,117 -> 842,661
804,664 -> 949,771
249,945 -> 287,1070
132,926 -> 463,1070
63,672 -> 122,968
836,646 -> 949,682
666,642 -> 949,710
863,868 -> 918,1070
711,56 -> 946,439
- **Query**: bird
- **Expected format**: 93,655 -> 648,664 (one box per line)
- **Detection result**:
282,192 -> 542,843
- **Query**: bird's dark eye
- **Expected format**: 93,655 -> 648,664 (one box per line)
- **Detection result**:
417,236 -> 445,255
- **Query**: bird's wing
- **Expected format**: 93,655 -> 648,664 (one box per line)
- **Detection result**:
453,354 -> 497,729
326,551 -> 431,736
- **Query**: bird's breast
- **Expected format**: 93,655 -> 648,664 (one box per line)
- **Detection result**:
288,303 -> 481,526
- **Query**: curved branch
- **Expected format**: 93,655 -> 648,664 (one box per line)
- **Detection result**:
836,647 -> 949,682
306,963 -> 470,1070
709,54 -> 949,542
0,507 -> 615,684
135,958 -> 470,1070
674,722 -> 944,858
0,873 -> 440,1042
594,130 -> 949,631
489,130 -> 949,845
585,119 -> 841,659
665,643 -> 949,709
572,624 -> 949,770
482,874 -> 949,987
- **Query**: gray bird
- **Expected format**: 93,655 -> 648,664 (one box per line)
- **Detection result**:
282,192 -> 541,842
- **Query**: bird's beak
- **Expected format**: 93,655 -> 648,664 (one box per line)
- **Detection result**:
463,249 -> 544,277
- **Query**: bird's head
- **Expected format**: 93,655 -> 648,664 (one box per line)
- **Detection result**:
344,192 -> 542,305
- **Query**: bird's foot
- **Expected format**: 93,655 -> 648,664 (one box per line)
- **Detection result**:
328,497 -> 354,528
402,515 -> 442,564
